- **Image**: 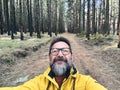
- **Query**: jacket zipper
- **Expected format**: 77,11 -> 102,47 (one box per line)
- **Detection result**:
58,86 -> 61,90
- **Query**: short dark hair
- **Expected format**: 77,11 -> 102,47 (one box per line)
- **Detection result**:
49,37 -> 72,54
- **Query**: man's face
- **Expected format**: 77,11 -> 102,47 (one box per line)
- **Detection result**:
49,41 -> 73,76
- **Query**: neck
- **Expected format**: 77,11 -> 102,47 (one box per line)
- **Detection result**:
55,75 -> 66,87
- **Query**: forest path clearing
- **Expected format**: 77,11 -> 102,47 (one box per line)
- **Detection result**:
0,33 -> 119,90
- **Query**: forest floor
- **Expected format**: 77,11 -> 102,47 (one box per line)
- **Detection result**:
0,33 -> 120,90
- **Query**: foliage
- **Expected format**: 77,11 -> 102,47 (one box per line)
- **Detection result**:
76,31 -> 86,37
85,34 -> 118,47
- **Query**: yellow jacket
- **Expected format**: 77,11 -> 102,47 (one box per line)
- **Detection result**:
0,67 -> 107,90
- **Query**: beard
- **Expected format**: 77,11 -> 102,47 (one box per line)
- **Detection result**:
50,57 -> 73,76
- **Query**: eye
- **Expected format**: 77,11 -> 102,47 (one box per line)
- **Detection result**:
52,49 -> 58,53
62,48 -> 70,54
51,48 -> 58,55
63,49 -> 69,52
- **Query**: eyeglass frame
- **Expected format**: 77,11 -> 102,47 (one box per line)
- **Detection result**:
50,48 -> 72,56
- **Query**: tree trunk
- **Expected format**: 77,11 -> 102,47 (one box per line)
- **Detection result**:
55,0 -> 58,36
47,0 -> 52,37
19,0 -> 24,40
118,0 -> 120,48
22,0 -> 28,33
92,0 -> 96,34
10,0 -> 16,39
98,0 -> 102,34
113,17 -> 116,35
4,0 -> 10,35
58,1 -> 65,33
105,0 -> 110,35
79,0 -> 81,33
34,0 -> 41,38
40,0 -> 44,34
27,0 -> 33,37
0,0 -> 3,34
82,0 -> 85,31
86,0 -> 90,40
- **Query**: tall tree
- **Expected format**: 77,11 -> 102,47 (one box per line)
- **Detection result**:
47,0 -> 52,36
98,0 -> 102,33
19,0 -> 24,40
22,0 -> 28,33
92,0 -> 96,34
118,0 -> 120,48
54,0 -> 58,36
34,0 -> 41,38
0,0 -> 3,34
40,0 -> 44,34
4,0 -> 10,35
79,0 -> 82,33
82,0 -> 85,31
86,0 -> 90,40
58,1 -> 65,33
27,0 -> 33,37
100,0 -> 106,34
67,0 -> 74,33
73,0 -> 79,33
10,0 -> 16,39
105,0 -> 110,34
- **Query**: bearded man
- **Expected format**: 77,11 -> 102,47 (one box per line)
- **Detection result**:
0,37 -> 107,90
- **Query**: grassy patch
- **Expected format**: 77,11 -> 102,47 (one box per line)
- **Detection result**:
0,34 -> 51,55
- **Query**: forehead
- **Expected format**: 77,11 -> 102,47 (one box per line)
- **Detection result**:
52,41 -> 69,48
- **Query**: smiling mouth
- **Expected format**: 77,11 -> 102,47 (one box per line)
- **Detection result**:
55,60 -> 65,64
52,57 -> 68,65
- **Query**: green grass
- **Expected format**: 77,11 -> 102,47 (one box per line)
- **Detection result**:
0,34 -> 51,55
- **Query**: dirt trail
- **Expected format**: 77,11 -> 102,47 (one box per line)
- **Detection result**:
60,33 -> 120,90
0,33 -> 119,90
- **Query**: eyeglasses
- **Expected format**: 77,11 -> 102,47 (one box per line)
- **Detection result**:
50,48 -> 70,56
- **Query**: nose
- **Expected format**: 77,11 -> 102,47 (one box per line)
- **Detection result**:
57,50 -> 64,57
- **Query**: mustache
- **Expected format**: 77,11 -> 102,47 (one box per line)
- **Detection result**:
53,57 -> 67,63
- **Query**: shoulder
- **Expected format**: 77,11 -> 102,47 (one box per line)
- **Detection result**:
23,74 -> 46,85
27,74 -> 45,82
75,73 -> 97,85
75,73 -> 92,81
75,74 -> 107,90
75,73 -> 99,84
34,74 -> 46,80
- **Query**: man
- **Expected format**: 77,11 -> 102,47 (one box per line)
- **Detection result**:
0,37 -> 107,90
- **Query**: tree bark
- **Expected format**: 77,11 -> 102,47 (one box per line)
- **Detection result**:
47,0 -> 52,37
118,0 -> 120,48
92,0 -> 96,34
0,0 -> 3,34
86,0 -> 90,40
19,0 -> 24,40
10,0 -> 16,39
4,0 -> 10,35
27,0 -> 33,37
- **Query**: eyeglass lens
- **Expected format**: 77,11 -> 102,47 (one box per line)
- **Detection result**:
51,48 -> 70,55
